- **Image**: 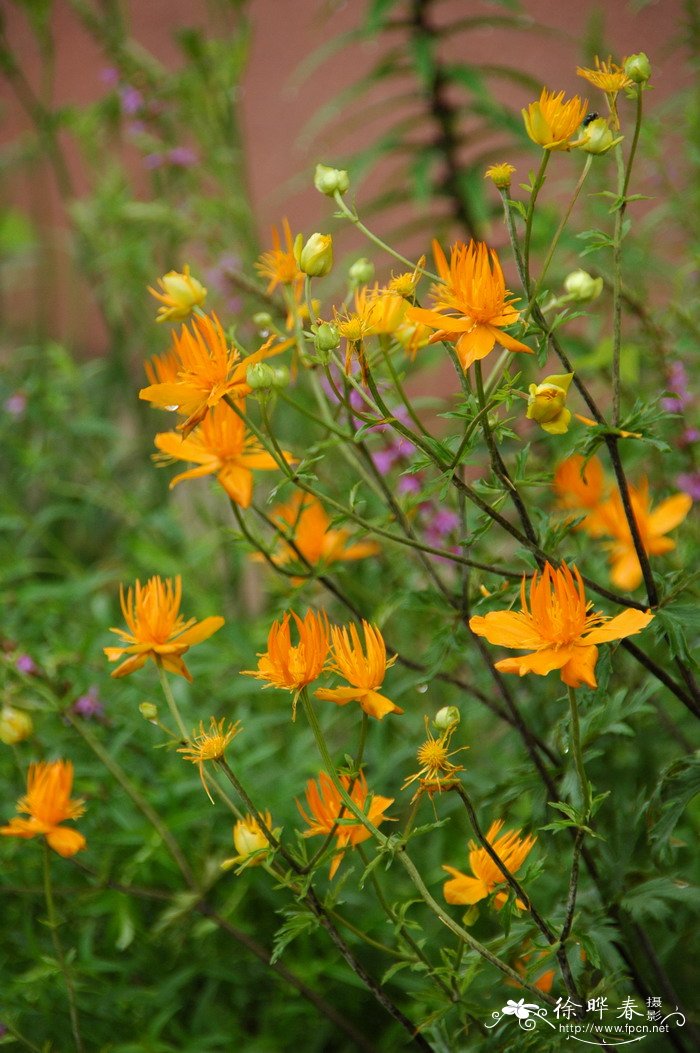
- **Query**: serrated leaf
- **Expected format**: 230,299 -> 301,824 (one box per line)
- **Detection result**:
271,909 -> 317,964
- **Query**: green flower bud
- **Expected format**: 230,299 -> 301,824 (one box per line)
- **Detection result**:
624,52 -> 651,85
563,269 -> 603,302
246,362 -> 277,390
271,365 -> 290,389
139,702 -> 158,721
252,311 -> 273,329
348,257 -> 375,286
294,233 -> 334,277
313,322 -> 341,355
314,163 -> 350,196
0,705 -> 33,745
433,706 -> 460,731
577,117 -> 622,155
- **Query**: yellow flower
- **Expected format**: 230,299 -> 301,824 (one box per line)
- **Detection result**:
297,770 -> 394,878
315,620 -> 402,720
222,811 -> 273,870
526,372 -> 573,434
154,401 -> 290,508
469,561 -> 653,689
139,311 -> 288,435
599,481 -> 692,591
402,717 -> 467,801
484,163 -> 516,189
0,706 -> 33,745
386,256 -> 426,298
522,88 -> 589,150
265,493 -> 379,569
242,609 -> 331,716
178,717 -> 241,801
1,760 -> 86,858
577,56 -> 632,95
104,575 -> 224,681
443,819 -> 535,909
255,218 -> 304,294
294,233 -> 333,277
406,240 -> 533,371
148,265 -> 207,323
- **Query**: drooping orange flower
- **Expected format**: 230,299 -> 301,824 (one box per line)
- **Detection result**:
469,561 -> 653,689
147,265 -> 207,323
553,454 -> 611,536
242,609 -> 331,714
255,218 -> 304,295
577,56 -> 632,95
406,240 -> 533,371
1,760 -> 86,858
315,620 -> 402,720
297,770 -> 394,878
443,819 -> 535,909
522,88 -> 589,150
104,575 -> 224,681
266,493 -> 379,570
601,481 -> 693,591
154,401 -> 289,508
139,312 -> 287,435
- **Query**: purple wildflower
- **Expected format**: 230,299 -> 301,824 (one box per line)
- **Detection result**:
144,152 -> 165,170
5,392 -> 26,416
167,146 -> 198,167
120,85 -> 143,116
100,67 -> 120,87
72,687 -> 105,721
16,654 -> 37,675
677,472 -> 700,501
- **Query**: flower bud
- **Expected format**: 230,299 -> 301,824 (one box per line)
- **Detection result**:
484,162 -> 516,189
0,705 -> 33,745
313,322 -> 341,353
294,233 -> 334,277
526,373 -> 574,435
563,269 -> 603,302
576,117 -> 622,155
246,362 -> 277,390
314,163 -> 350,196
271,365 -> 290,389
433,706 -> 460,731
348,257 -> 375,286
233,814 -> 269,860
624,52 -> 651,85
252,311 -> 273,330
148,265 -> 207,323
139,702 -> 158,721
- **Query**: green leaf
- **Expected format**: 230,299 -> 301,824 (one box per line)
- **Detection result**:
271,908 -> 317,964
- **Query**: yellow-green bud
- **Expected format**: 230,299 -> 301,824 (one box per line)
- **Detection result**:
314,163 -> 350,196
252,311 -> 273,330
348,258 -> 375,286
139,702 -> 158,721
271,365 -> 290,389
526,373 -> 574,435
484,162 -> 516,189
577,117 -> 622,155
564,269 -> 603,302
246,362 -> 277,390
624,52 -> 651,85
294,233 -> 333,277
313,322 -> 341,354
433,706 -> 460,731
0,705 -> 33,745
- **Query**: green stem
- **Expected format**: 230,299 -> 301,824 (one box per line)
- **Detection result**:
155,661 -> 189,741
567,687 -> 591,818
43,843 -> 84,1053
523,151 -> 550,287
333,191 -> 440,280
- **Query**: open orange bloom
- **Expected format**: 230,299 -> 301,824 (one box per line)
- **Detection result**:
469,562 -> 653,689
297,770 -> 394,878
242,609 -> 331,713
266,493 -> 379,569
315,620 -> 402,720
255,218 -> 304,294
1,760 -> 86,858
104,575 -> 224,681
154,402 -> 288,508
577,56 -> 632,95
553,454 -> 611,536
601,481 -> 692,591
406,240 -> 532,371
522,88 -> 588,150
443,819 -> 535,910
139,312 -> 286,435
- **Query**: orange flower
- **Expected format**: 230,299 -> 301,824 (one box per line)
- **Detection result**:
577,56 -> 632,95
297,770 -> 394,878
522,88 -> 588,150
154,401 -> 289,508
178,717 -> 241,801
144,345 -> 180,386
242,609 -> 331,714
469,561 -> 653,689
315,620 -> 402,720
443,819 -> 535,909
104,575 -> 224,681
1,760 -> 86,858
553,454 -> 611,536
601,481 -> 692,591
255,218 -> 304,294
406,240 -> 533,371
139,312 -> 287,435
266,493 -> 379,569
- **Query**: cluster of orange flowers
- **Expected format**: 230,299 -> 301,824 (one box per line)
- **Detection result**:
554,456 -> 692,591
